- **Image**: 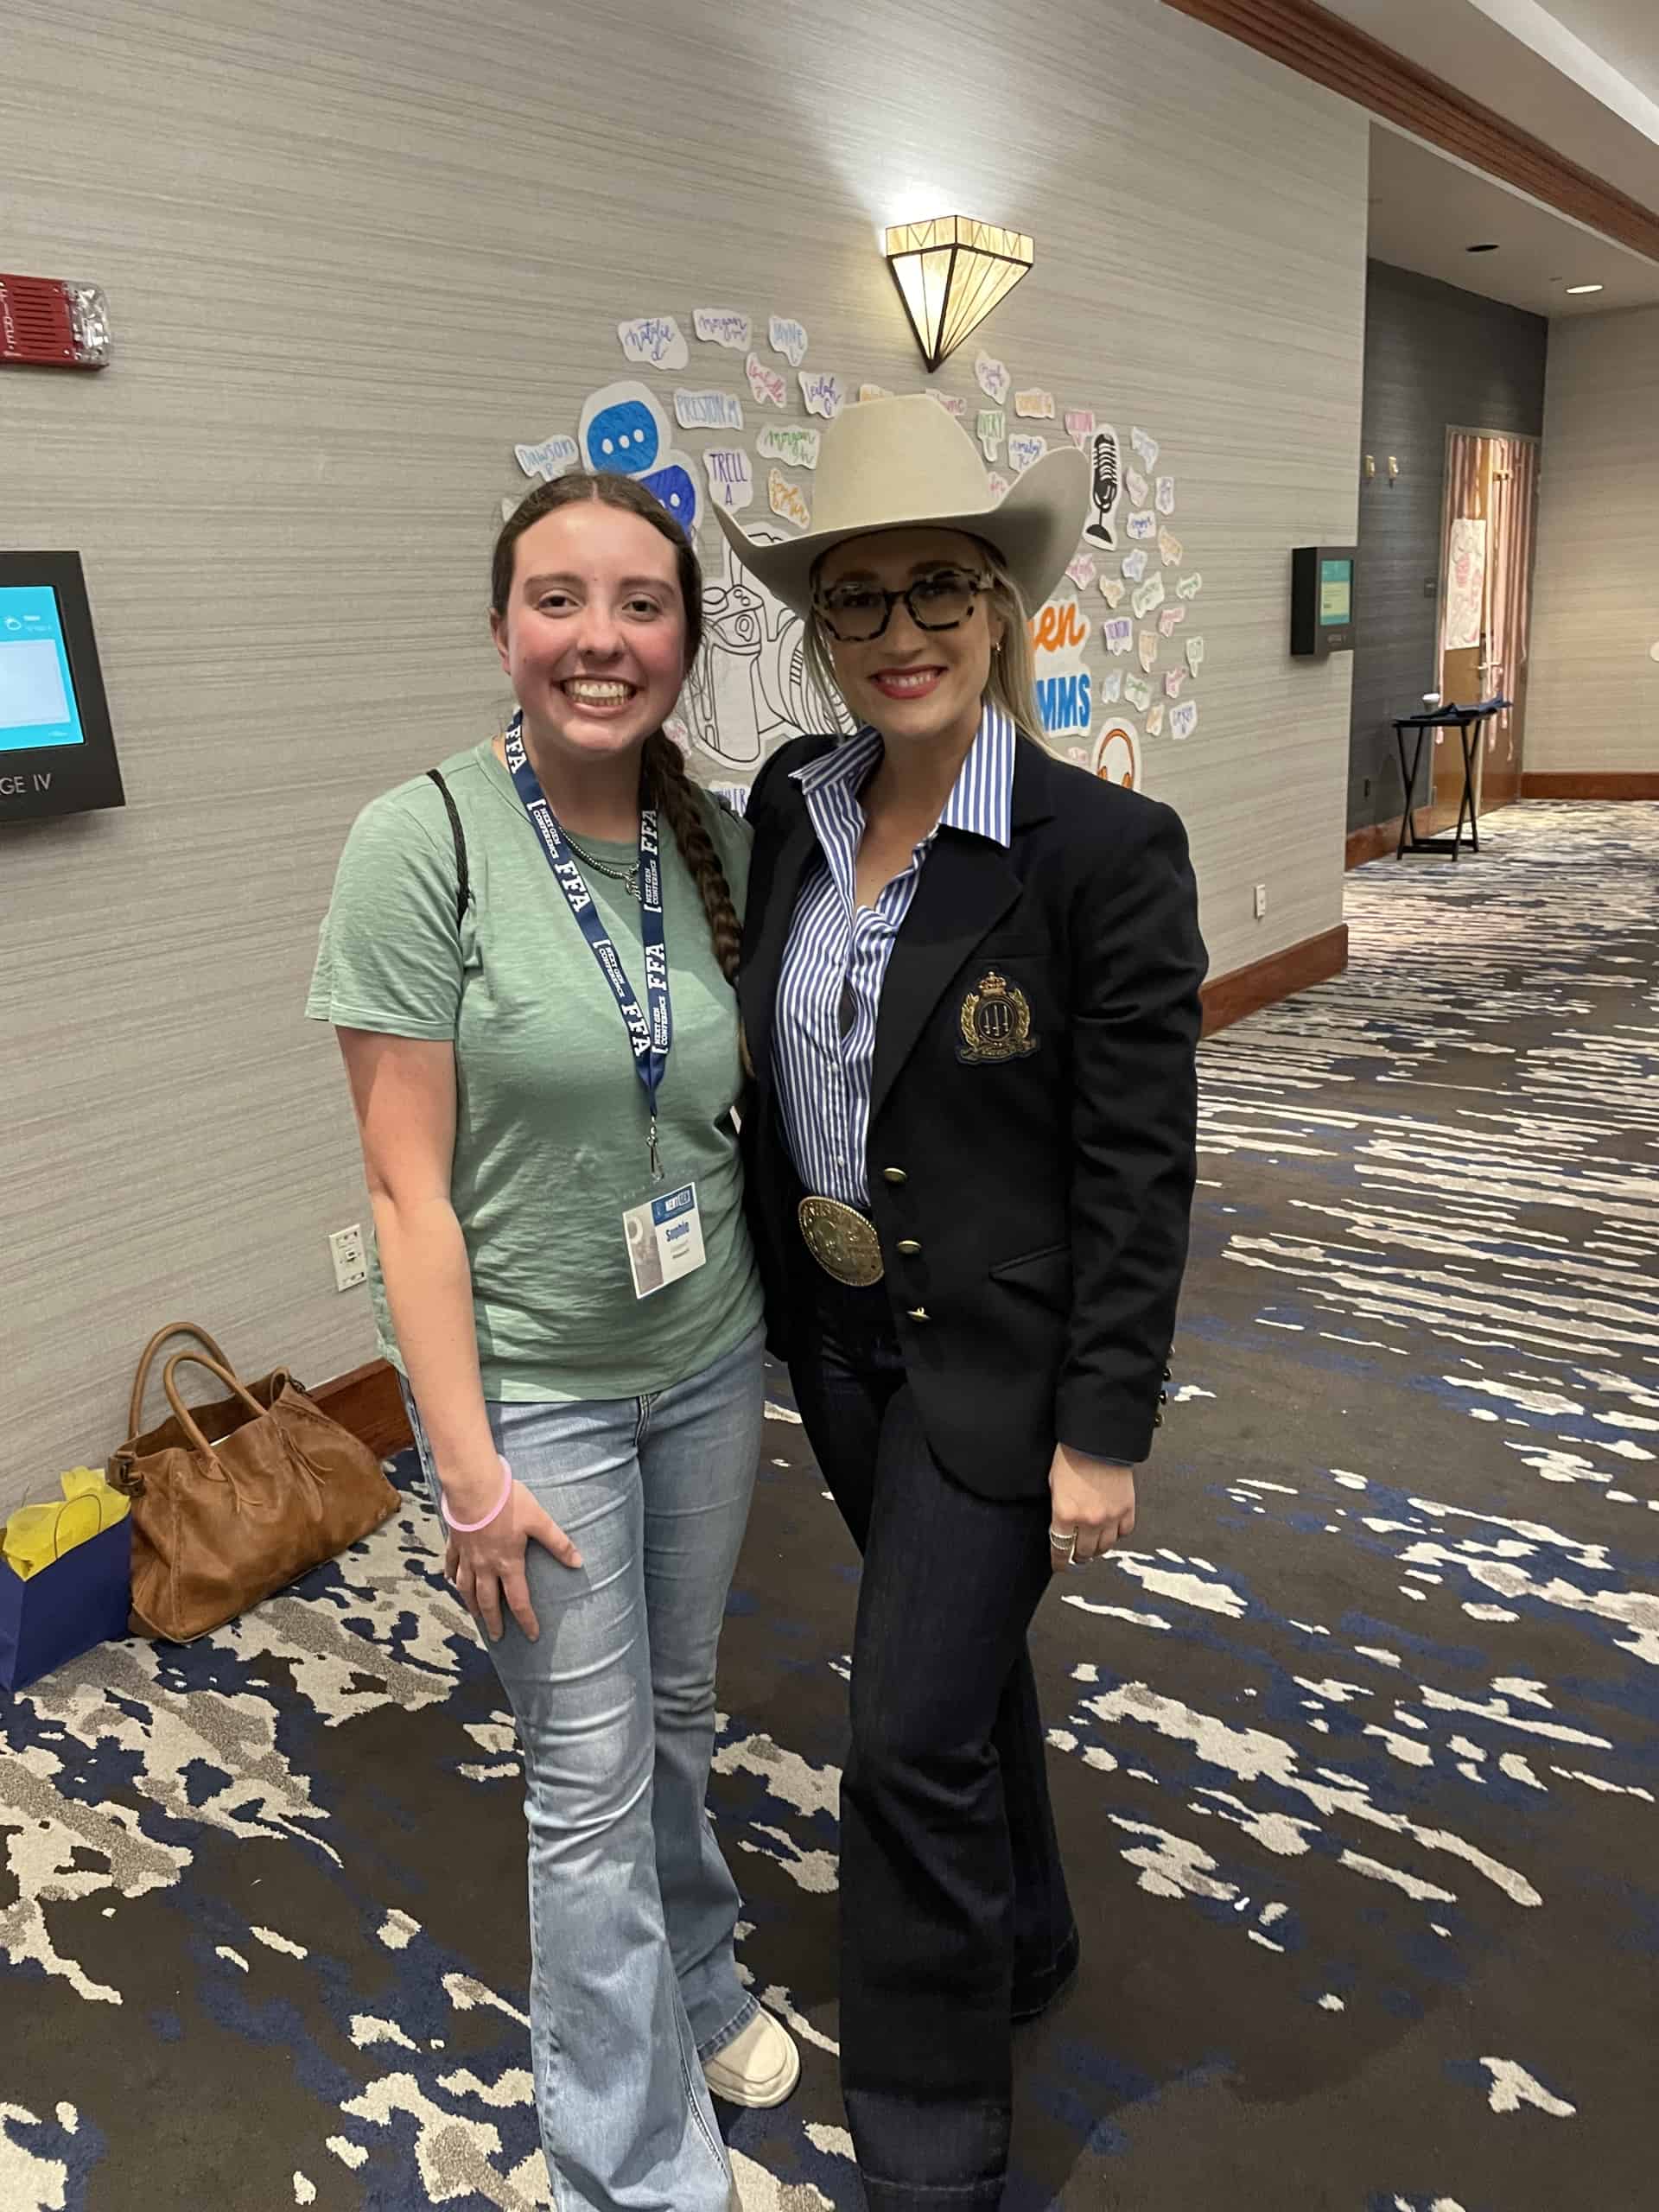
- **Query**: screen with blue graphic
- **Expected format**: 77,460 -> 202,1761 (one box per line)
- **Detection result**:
0,586 -> 86,750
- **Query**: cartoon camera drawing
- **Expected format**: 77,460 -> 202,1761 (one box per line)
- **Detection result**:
679,528 -> 851,766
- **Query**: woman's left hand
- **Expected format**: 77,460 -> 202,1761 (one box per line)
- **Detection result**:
1046,1444 -> 1136,1573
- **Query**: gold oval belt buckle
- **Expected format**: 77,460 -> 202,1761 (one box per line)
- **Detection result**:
798,1197 -> 884,1287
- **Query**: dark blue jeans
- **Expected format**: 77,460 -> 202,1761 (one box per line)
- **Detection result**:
789,1272 -> 1079,2210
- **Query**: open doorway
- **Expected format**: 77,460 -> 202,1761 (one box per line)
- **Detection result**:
1433,429 -> 1541,816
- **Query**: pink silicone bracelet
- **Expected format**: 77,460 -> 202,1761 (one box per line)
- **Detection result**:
441,1454 -> 515,1533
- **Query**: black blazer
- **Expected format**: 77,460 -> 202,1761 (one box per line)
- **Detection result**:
738,732 -> 1207,1503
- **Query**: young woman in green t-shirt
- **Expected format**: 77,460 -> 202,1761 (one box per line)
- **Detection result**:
309,474 -> 797,2210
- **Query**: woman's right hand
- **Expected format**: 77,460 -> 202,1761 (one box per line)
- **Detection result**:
442,1481 -> 584,1644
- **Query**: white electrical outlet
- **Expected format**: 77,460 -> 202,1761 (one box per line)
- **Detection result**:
1253,882 -> 1268,920
328,1223 -> 368,1293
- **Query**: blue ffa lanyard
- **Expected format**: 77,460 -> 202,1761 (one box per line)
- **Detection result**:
503,710 -> 671,1178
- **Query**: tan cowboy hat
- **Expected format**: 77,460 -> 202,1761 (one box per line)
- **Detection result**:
711,392 -> 1089,621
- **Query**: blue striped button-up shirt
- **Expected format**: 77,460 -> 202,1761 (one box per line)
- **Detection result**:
772,703 -> 1017,1210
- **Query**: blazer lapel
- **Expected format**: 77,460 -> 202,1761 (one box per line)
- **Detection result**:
868,828 -> 1022,1129
866,739 -> 1061,1128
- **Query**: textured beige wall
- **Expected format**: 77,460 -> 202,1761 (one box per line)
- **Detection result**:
1527,307 -> 1659,775
0,0 -> 1365,1510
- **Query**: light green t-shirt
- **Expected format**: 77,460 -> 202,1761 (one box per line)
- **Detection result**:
306,739 -> 762,1402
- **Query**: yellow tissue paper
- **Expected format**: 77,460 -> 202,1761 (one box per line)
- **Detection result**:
3,1468 -> 130,1581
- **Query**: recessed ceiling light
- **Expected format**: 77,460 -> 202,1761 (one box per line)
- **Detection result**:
1566,282 -> 1605,295
1466,242 -> 1499,253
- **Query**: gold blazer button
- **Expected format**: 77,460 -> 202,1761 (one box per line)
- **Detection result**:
896,1239 -> 921,1255
881,1167 -> 907,1185
906,1306 -> 930,1322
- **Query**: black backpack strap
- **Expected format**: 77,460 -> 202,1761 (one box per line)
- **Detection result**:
424,769 -> 471,931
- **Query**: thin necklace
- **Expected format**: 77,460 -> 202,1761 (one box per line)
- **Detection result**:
498,727 -> 643,895
562,826 -> 639,898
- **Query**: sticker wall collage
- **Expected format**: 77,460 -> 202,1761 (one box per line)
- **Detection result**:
509,313 -> 1205,790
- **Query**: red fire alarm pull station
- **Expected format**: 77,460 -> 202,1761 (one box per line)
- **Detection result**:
0,275 -> 112,368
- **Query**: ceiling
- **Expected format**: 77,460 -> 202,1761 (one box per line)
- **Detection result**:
1522,0 -> 1659,108
1316,0 -> 1659,218
1367,122 -> 1659,316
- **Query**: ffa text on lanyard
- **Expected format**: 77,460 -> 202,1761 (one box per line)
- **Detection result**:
503,711 -> 707,1300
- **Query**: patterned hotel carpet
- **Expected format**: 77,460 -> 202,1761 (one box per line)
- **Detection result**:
3,801 -> 1657,2212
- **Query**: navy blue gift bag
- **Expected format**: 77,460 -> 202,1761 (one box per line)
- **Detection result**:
0,1517 -> 132,1693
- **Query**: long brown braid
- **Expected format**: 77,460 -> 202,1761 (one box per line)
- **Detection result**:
641,729 -> 742,985
492,471 -> 741,984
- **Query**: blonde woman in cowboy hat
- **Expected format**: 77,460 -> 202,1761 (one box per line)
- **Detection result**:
713,394 -> 1206,2209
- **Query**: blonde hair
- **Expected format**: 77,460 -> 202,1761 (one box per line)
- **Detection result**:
803,537 -> 1047,747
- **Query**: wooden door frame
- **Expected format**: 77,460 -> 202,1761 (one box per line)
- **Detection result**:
1431,426 -> 1541,814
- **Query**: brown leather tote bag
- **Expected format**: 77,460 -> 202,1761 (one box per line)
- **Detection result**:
108,1323 -> 398,1643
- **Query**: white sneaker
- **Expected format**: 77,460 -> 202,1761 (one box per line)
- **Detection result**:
703,2008 -> 801,2108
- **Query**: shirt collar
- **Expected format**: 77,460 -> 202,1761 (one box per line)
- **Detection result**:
791,702 -> 1016,849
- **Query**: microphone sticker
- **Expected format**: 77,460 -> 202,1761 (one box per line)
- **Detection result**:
1085,426 -> 1122,550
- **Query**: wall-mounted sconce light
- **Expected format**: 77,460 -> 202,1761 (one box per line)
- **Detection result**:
882,216 -> 1033,372
1387,456 -> 1400,480
1363,454 -> 1376,479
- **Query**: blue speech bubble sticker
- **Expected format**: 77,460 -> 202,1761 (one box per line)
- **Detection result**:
579,380 -> 668,476
641,458 -> 699,537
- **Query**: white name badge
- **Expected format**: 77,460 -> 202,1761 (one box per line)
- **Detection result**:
622,1182 -> 707,1300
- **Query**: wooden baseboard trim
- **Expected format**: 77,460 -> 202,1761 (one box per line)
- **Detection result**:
1344,784 -> 1534,866
1346,817 -> 1398,869
312,1357 -> 412,1459
1345,801 -> 1462,868
1519,773 -> 1659,799
1201,923 -> 1348,1037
